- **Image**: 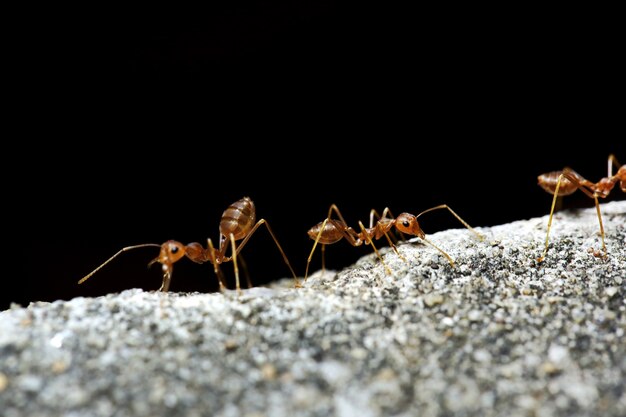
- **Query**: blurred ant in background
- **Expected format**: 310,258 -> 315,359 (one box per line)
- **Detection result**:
537,154 -> 625,262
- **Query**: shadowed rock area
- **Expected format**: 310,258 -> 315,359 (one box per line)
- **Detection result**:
1,201 -> 625,416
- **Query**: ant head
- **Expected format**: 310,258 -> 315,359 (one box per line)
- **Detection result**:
395,213 -> 425,238
150,240 -> 186,272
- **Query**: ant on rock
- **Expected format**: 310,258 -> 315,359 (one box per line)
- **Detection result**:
537,154 -> 625,262
304,204 -> 484,282
78,197 -> 300,293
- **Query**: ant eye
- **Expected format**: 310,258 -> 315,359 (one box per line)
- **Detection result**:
402,221 -> 410,227
170,245 -> 179,254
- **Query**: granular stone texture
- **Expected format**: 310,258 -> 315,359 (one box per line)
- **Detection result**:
1,201 -> 624,416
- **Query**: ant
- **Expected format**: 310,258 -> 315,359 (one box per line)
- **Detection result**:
537,154 -> 625,262
78,196 -> 300,293
303,204 -> 484,282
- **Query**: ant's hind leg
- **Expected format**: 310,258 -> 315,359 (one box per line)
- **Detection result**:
233,219 -> 300,288
538,171 -> 605,262
230,233 -> 242,295
305,218 -> 329,283
538,173 -> 565,263
592,196 -> 607,257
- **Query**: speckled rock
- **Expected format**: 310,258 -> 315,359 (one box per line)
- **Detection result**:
1,201 -> 625,417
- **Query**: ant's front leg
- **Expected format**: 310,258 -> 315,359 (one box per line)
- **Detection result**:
158,269 -> 172,292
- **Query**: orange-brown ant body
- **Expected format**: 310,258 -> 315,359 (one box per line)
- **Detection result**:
79,197 -> 299,293
537,154 -> 625,262
304,204 -> 484,281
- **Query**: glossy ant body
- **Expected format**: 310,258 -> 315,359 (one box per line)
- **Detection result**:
537,154 -> 625,262
304,204 -> 484,281
78,197 -> 299,293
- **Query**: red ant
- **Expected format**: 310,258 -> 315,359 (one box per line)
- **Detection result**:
303,204 -> 484,282
78,197 -> 300,293
537,154 -> 625,262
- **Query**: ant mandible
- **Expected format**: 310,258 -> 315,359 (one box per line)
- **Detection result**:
303,204 -> 484,282
537,154 -> 625,262
78,196 -> 300,293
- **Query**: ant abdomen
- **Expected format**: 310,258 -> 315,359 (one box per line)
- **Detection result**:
307,220 -> 352,245
220,197 -> 256,241
537,171 -> 578,196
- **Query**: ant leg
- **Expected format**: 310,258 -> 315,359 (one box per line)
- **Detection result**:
592,195 -> 607,257
304,218 -> 361,283
560,170 -> 607,256
608,154 -> 622,176
539,170 -> 607,262
230,233 -> 242,295
158,271 -> 172,292
384,236 -> 407,263
232,219 -> 300,288
562,172 -> 607,255
207,238 -> 227,292
305,217 -> 365,282
325,205 -> 404,266
421,237 -> 455,266
538,173 -> 565,263
328,204 -> 350,226
304,205 -> 350,283
369,208 -> 381,228
368,208 -> 407,262
238,253 -> 253,289
416,205 -> 485,241
305,217 -> 329,283
358,221 -> 391,275
607,155 -> 626,192
369,209 -> 377,228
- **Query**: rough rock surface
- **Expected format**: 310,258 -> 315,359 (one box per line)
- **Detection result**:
1,201 -> 625,417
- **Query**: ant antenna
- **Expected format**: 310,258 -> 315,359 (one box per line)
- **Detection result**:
78,244 -> 162,284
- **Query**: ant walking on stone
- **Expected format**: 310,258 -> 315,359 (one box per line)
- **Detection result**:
304,204 -> 484,282
78,197 -> 299,293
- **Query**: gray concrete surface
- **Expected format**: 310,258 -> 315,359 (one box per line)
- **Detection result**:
1,201 -> 624,416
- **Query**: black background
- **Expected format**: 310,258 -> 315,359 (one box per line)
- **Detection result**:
10,3 -> 624,311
